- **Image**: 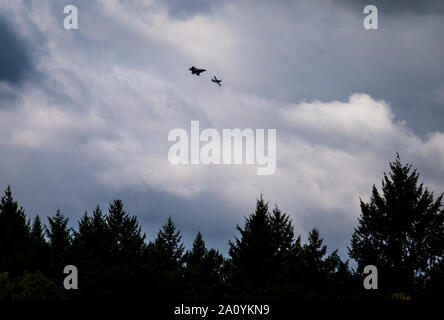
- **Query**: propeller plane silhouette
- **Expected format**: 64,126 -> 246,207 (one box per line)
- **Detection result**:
211,76 -> 222,87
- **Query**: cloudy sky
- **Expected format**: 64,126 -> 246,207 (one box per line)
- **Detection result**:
1,0 -> 443,258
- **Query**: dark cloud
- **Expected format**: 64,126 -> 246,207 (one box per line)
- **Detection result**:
340,0 -> 444,15
221,0 -> 444,135
0,15 -> 33,85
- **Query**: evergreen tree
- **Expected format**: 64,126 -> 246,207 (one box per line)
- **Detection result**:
151,216 -> 185,271
303,228 -> 327,274
228,195 -> 301,295
185,232 -> 224,286
229,195 -> 274,287
72,206 -> 113,266
91,206 -> 113,262
29,215 -> 49,272
271,206 -> 295,256
203,249 -> 224,283
46,209 -> 72,272
299,228 -> 330,296
270,206 -> 296,284
78,211 -> 92,236
186,232 -> 207,268
349,154 -> 444,294
322,249 -> 354,298
144,217 -> 186,299
107,200 -> 146,262
283,228 -> 353,299
0,186 -> 31,273
31,216 -> 45,244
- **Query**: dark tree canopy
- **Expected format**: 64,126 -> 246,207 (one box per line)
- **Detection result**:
184,232 -> 224,287
46,209 -> 72,273
229,194 -> 275,286
150,216 -> 185,272
0,154 -> 442,301
349,154 -> 444,294
186,232 -> 207,268
107,200 -> 146,261
29,215 -> 49,273
0,186 -> 31,274
72,206 -> 113,267
227,195 -> 350,298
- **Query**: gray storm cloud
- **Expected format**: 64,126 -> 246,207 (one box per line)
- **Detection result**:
0,15 -> 32,85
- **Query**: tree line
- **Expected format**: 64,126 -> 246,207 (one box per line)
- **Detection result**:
0,155 -> 443,300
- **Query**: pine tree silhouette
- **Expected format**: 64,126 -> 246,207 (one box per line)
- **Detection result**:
73,206 -> 113,266
107,200 -> 146,263
186,232 -> 207,267
228,195 -> 303,295
184,232 -> 224,288
29,215 -> 49,273
151,216 -> 185,271
349,154 -> 444,295
46,209 -> 72,275
0,186 -> 31,274
143,216 -> 186,299
229,194 -> 274,289
303,228 -> 327,273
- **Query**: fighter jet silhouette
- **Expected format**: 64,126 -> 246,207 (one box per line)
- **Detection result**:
189,66 -> 206,76
211,76 -> 222,87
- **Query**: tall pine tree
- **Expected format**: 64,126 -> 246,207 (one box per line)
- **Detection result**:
150,216 -> 185,271
185,232 -> 224,285
29,215 -> 49,272
72,206 -> 113,267
46,209 -> 72,274
229,195 -> 296,290
349,154 -> 444,294
0,187 -> 31,273
107,200 -> 146,263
